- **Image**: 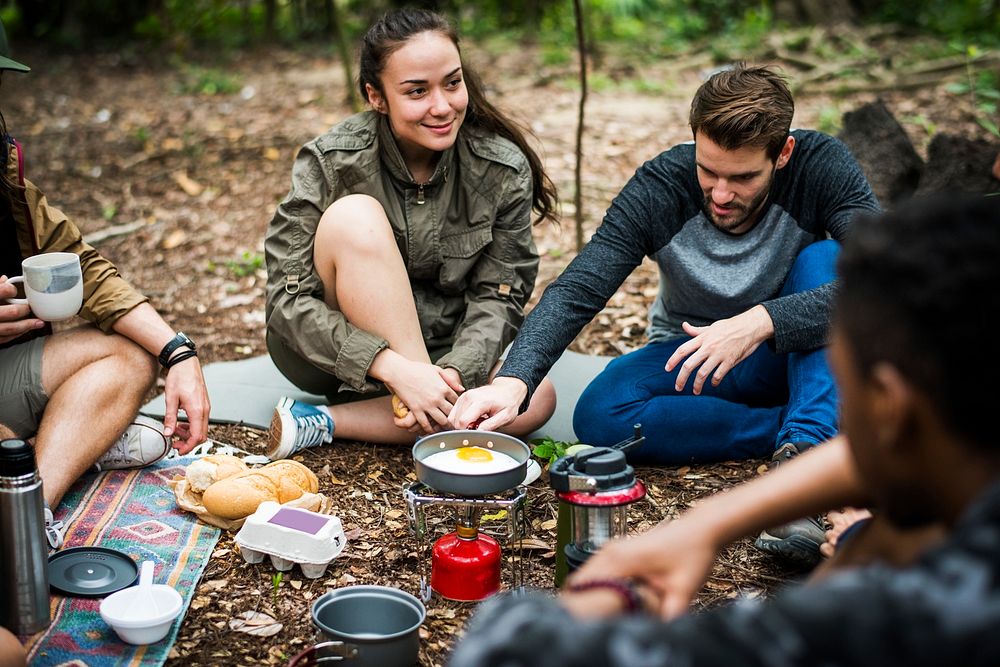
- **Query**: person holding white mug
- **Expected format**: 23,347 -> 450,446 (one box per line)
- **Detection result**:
0,20 -> 211,551
4,252 -> 83,322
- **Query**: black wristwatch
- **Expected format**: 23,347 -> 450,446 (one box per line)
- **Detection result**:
158,332 -> 196,368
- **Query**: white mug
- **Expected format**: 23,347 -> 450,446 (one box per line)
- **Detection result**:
4,252 -> 83,322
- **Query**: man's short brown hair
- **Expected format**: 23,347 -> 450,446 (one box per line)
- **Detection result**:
689,63 -> 794,161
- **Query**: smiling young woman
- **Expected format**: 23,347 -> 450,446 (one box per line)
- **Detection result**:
263,7 -> 557,458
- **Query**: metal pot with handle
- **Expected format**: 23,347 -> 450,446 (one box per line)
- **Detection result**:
288,586 -> 425,667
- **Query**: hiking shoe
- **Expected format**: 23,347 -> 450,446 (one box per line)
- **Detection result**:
268,397 -> 334,460
755,515 -> 826,567
44,506 -> 65,550
755,441 -> 824,567
94,415 -> 170,471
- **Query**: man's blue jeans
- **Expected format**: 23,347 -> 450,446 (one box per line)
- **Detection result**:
573,240 -> 840,464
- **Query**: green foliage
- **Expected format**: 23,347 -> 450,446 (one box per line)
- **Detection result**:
902,114 -> 938,145
270,571 -> 283,605
7,0 -> 1000,53
871,0 -> 1000,45
226,251 -> 265,278
530,435 -> 578,465
176,64 -> 243,96
945,47 -> 1000,139
817,105 -> 842,135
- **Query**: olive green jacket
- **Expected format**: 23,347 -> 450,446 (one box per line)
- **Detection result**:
265,111 -> 539,394
2,136 -> 147,343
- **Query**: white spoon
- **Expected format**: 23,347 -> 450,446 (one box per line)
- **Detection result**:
127,560 -> 159,619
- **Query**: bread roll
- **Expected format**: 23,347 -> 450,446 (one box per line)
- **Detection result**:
185,454 -> 250,493
391,394 -> 409,419
201,460 -> 320,520
202,471 -> 278,520
261,460 -> 319,494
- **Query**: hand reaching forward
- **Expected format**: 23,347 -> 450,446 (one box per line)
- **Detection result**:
666,305 -> 773,394
567,514 -> 722,620
448,376 -> 527,431
165,357 -> 211,454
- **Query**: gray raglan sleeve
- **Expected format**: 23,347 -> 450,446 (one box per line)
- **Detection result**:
762,135 -> 881,354
495,156 -> 684,402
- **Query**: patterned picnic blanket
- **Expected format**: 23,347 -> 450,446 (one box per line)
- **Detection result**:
24,455 -> 219,666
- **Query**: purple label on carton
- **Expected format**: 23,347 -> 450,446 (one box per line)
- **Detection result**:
267,507 -> 330,535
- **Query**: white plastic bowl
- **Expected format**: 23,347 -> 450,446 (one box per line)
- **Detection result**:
100,584 -> 183,645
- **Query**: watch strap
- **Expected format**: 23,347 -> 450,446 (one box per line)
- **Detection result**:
158,332 -> 195,367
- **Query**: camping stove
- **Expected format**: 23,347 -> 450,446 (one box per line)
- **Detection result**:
403,482 -> 527,603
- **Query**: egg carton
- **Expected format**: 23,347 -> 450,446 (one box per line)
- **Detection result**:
234,501 -> 347,579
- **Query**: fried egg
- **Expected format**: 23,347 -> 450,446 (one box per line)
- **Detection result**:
422,446 -> 520,475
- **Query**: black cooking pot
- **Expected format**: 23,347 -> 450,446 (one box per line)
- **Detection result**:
412,430 -> 529,495
288,586 -> 425,667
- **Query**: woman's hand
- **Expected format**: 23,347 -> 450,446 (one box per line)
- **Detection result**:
384,358 -> 464,434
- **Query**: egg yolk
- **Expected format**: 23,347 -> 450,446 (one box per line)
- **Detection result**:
455,447 -> 493,463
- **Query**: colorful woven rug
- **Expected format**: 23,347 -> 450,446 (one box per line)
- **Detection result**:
25,455 -> 220,667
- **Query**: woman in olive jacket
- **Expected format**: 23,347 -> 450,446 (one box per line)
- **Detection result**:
265,8 -> 558,457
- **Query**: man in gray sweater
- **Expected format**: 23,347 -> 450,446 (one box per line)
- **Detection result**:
450,63 -> 879,563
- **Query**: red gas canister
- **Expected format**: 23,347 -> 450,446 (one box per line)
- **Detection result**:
430,522 -> 501,601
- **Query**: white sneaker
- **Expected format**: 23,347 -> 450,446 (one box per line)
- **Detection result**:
268,397 -> 334,460
44,506 -> 65,550
94,415 -> 170,471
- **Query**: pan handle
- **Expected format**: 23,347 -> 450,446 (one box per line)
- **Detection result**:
287,641 -> 359,666
609,424 -> 644,454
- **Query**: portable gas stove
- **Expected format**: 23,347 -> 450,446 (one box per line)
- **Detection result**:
404,482 -> 528,602
405,429 -> 532,603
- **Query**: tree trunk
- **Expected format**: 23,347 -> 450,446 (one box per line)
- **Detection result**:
774,0 -> 858,24
329,0 -> 362,112
264,0 -> 277,42
573,0 -> 588,252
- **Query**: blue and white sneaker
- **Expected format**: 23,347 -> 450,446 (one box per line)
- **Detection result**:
268,397 -> 334,460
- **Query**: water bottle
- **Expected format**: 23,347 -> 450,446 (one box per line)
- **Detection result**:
0,438 -> 51,634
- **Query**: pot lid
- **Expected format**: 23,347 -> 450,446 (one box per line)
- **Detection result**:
48,546 -> 139,597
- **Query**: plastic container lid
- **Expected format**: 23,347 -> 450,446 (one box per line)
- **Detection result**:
48,546 -> 139,597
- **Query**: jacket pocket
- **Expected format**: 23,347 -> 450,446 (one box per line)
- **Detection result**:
440,224 -> 493,258
438,225 -> 493,293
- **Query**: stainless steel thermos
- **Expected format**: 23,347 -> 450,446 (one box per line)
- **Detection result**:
0,438 -> 51,634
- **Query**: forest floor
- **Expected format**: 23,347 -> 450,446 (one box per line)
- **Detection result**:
5,26 -> 994,666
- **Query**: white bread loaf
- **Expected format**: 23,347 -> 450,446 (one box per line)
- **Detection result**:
201,460 -> 320,520
260,460 -> 319,494
202,471 -> 278,520
185,454 -> 250,493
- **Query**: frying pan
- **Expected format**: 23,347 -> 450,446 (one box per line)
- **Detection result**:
412,430 -> 529,496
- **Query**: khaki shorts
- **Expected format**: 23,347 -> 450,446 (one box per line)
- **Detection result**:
0,337 -> 48,438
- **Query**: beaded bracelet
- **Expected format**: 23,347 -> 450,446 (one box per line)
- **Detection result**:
565,578 -> 642,614
164,349 -> 198,368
